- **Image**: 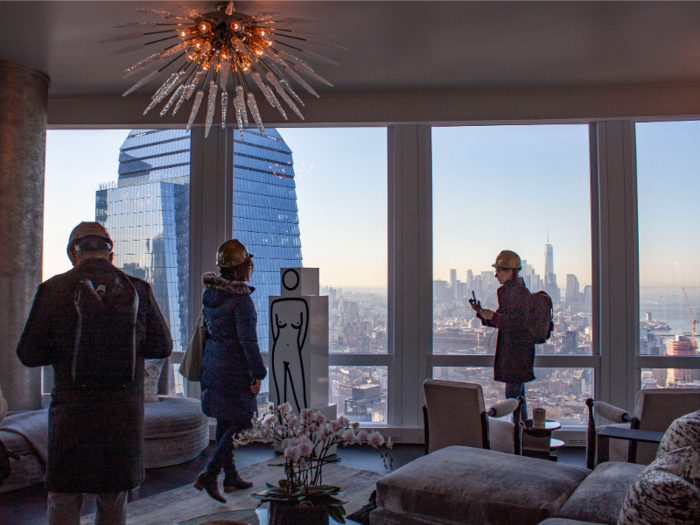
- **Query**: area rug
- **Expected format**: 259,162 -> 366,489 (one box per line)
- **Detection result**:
80,458 -> 383,525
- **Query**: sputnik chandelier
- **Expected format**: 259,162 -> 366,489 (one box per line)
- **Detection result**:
105,2 -> 344,137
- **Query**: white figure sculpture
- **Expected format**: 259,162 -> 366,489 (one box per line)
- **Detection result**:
269,268 -> 335,419
270,296 -> 310,411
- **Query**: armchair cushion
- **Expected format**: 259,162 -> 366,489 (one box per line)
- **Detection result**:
375,446 -> 589,525
633,388 -> 700,464
617,446 -> 700,525
656,409 -> 700,459
489,417 -> 515,454
555,462 -> 645,525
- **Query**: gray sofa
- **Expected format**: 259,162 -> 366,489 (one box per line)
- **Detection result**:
372,408 -> 700,524
370,446 -> 644,525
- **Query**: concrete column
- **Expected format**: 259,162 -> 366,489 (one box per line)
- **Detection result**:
592,121 -> 639,412
387,125 -> 432,426
186,126 -> 234,398
0,61 -> 50,410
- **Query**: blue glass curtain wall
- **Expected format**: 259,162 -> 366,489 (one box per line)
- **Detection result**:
95,128 -> 303,358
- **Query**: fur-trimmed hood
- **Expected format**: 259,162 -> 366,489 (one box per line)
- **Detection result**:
202,272 -> 252,295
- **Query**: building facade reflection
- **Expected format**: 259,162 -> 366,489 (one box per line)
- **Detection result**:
96,129 -> 303,403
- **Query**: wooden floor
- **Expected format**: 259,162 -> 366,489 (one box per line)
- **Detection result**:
0,443 -> 585,525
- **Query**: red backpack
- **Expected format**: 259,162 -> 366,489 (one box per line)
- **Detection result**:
530,291 -> 554,344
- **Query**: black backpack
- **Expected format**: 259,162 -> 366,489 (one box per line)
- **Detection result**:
72,273 -> 139,388
530,291 -> 554,344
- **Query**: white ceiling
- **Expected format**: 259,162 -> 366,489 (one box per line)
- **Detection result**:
2,1 -> 700,96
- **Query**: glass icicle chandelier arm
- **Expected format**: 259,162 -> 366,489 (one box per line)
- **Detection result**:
221,91 -> 229,129
112,3 -> 344,134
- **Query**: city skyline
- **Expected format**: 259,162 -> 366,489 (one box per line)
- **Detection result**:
44,124 -> 700,289
39,123 -> 700,421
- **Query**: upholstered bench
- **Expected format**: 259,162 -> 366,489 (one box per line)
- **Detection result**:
371,446 -> 590,525
0,421 -> 46,492
143,396 -> 209,468
0,395 -> 209,492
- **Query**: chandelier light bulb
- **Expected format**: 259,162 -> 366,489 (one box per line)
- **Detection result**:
112,3 -> 346,137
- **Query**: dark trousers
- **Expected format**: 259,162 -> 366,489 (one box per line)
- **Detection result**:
505,382 -> 528,421
207,418 -> 246,475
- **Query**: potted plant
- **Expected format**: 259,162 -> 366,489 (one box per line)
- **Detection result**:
234,402 -> 392,524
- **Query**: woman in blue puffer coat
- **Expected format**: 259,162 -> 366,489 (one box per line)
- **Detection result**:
194,239 -> 267,503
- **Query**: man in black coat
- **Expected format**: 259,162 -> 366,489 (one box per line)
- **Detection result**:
17,222 -> 173,525
470,250 -> 535,420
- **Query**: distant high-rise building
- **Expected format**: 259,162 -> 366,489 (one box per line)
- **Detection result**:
544,237 -> 554,283
583,285 -> 592,308
566,274 -> 580,303
531,273 -> 542,293
458,281 -> 467,302
466,269 -> 474,290
97,128 -> 302,360
543,237 -> 559,303
666,336 -> 695,383
433,280 -> 448,304
564,330 -> 579,354
449,269 -> 457,299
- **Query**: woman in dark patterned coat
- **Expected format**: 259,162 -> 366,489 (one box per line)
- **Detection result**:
194,239 -> 267,503
470,250 -> 535,419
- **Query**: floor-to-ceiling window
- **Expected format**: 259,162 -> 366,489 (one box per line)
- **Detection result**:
431,124 -> 594,425
45,129 -> 190,397
636,120 -> 700,389
277,128 -> 388,422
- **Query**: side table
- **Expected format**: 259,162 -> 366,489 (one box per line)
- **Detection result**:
521,419 -> 563,461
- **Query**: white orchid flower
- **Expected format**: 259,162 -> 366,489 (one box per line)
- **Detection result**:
356,429 -> 369,443
340,429 -> 356,444
284,444 -> 301,462
367,431 -> 385,447
297,436 -> 314,456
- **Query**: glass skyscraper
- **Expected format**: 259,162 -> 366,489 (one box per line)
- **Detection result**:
95,128 -> 303,360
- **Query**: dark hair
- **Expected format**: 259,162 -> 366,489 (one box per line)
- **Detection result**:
219,259 -> 254,282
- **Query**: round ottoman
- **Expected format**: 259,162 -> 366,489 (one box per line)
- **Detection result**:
144,396 -> 210,469
0,428 -> 45,493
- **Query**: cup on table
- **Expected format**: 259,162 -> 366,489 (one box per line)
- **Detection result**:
533,407 -> 546,428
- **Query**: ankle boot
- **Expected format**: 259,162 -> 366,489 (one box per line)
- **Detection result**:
194,469 -> 226,503
224,470 -> 253,492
